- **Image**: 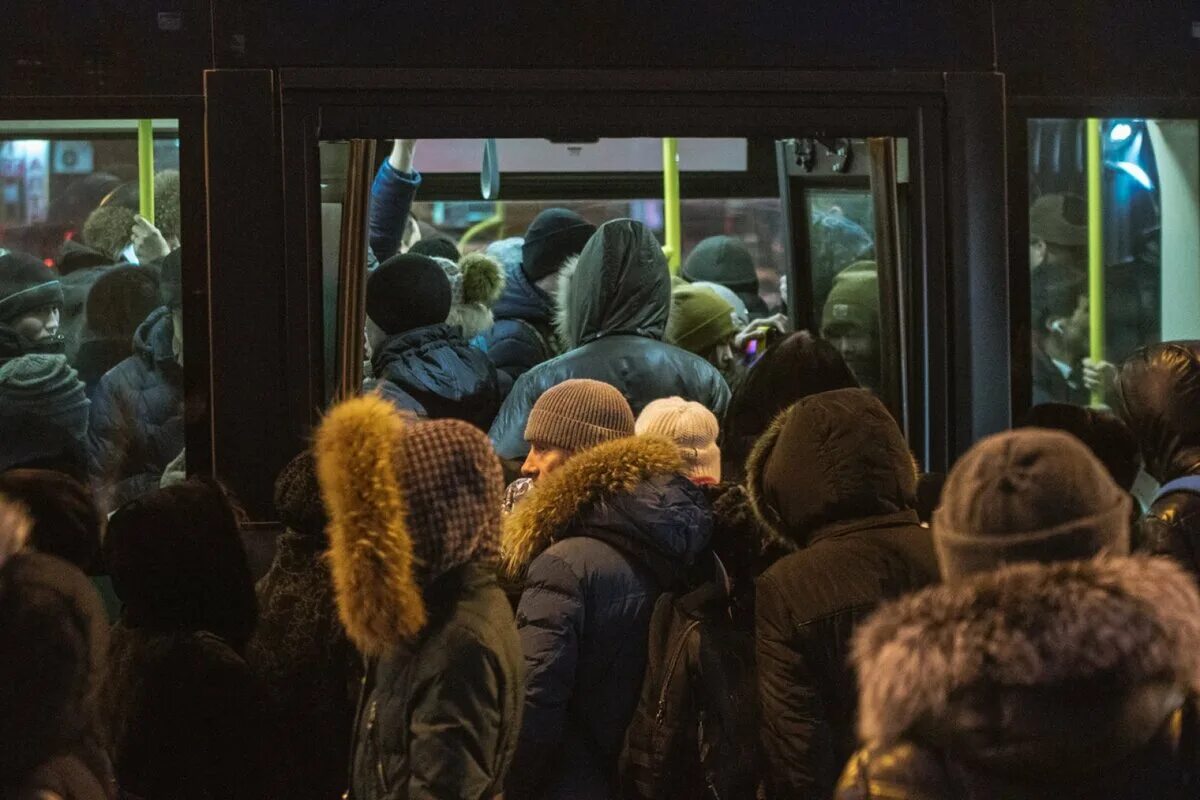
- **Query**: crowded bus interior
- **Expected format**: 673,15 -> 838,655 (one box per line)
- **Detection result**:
3,3 -> 1200,798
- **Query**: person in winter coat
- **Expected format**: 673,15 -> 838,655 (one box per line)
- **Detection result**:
0,550 -> 117,800
101,479 -> 273,800
836,428 -> 1200,800
1115,341 -> 1200,575
365,252 -> 502,429
503,419 -> 713,799
490,219 -> 731,460
681,235 -> 768,317
666,284 -> 741,381
750,388 -> 938,799
314,394 -> 524,800
484,210 -> 597,396
87,249 -> 184,512
245,451 -> 358,800
720,330 -> 858,481
74,266 -> 161,395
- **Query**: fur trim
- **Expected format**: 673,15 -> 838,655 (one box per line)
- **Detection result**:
153,169 -> 182,242
460,252 -> 505,306
743,407 -> 791,547
553,255 -> 580,349
502,434 -> 683,575
83,204 -> 135,260
852,555 -> 1200,746
447,304 -> 495,341
314,395 -> 426,655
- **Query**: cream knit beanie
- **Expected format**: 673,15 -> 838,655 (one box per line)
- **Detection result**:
635,397 -> 721,483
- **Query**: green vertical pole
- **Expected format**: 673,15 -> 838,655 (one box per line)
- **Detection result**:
137,119 -> 155,223
1086,118 -> 1105,407
662,137 -> 681,274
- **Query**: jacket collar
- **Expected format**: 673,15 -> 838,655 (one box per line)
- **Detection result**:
501,434 -> 684,576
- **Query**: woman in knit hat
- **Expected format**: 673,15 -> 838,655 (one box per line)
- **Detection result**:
0,249 -> 65,360
365,251 -> 502,430
245,451 -> 357,800
504,382 -> 712,800
666,284 -> 741,381
315,394 -> 524,800
837,429 -> 1200,800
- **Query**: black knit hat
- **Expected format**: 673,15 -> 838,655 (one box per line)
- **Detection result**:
409,234 -> 461,263
933,429 -> 1131,580
0,354 -> 89,441
273,450 -> 328,540
0,250 -> 63,325
682,235 -> 758,294
521,209 -> 597,283
366,253 -> 451,336
0,469 -> 101,573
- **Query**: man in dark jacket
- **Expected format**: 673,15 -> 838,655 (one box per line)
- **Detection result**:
1115,341 -> 1200,575
748,388 -> 938,799
503,426 -> 713,799
837,429 -> 1200,800
489,219 -> 731,460
87,250 -> 184,512
315,394 -> 524,800
365,252 -> 501,430
484,209 -> 597,396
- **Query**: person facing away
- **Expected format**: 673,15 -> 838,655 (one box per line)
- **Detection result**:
749,388 -> 939,799
100,479 -> 273,800
489,219 -> 731,460
1115,341 -> 1200,577
314,394 -> 524,800
719,330 -> 859,481
87,248 -> 185,513
364,251 -> 501,430
836,428 -> 1200,800
681,234 -> 769,317
244,450 -> 358,800
484,209 -> 598,397
503,379 -> 713,800
74,265 -> 161,396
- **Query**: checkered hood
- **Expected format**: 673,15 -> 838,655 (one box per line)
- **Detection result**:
315,394 -> 504,654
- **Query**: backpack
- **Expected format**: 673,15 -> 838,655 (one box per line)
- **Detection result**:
619,556 -> 762,800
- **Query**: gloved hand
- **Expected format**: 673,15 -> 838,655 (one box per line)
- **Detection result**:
131,214 -> 172,263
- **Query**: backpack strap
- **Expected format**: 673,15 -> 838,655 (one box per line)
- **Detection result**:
1155,475 -> 1200,504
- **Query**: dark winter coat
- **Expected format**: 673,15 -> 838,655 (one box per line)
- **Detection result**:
368,322 -> 501,431
1116,341 -> 1200,577
103,623 -> 275,800
1032,345 -> 1089,405
0,553 -> 115,800
86,307 -> 183,510
748,390 -> 939,799
345,563 -> 524,800
837,556 -> 1200,800
484,262 -> 560,397
245,531 -> 358,800
502,435 -> 713,800
74,337 -> 133,396
489,220 -> 731,460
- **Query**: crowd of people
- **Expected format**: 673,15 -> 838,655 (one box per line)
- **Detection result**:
3,141 -> 1200,800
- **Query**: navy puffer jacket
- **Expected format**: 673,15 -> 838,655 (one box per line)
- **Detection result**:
484,259 -> 560,398
503,435 -> 713,800
368,322 -> 501,431
87,308 -> 183,511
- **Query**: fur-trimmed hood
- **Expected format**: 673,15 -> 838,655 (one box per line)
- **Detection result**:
502,434 -> 711,577
553,219 -> 670,351
852,555 -> 1200,775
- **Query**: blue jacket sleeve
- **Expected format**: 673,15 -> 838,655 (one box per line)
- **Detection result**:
369,161 -> 422,262
506,550 -> 584,799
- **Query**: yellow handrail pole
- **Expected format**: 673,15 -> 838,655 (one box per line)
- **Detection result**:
1086,118 -> 1106,407
662,137 -> 682,273
458,202 -> 505,249
137,119 -> 155,223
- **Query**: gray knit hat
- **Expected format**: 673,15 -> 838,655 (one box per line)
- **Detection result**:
0,354 -> 90,441
524,379 -> 634,453
933,428 -> 1131,580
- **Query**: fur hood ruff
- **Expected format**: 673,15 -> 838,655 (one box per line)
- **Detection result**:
502,434 -> 683,575
852,555 -> 1200,746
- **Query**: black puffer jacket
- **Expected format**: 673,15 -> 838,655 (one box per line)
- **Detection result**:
489,220 -> 731,460
1116,342 -> 1200,575
369,322 -> 501,431
837,556 -> 1200,800
484,257 -> 560,397
86,307 -> 183,510
503,435 -> 713,800
749,389 -> 938,799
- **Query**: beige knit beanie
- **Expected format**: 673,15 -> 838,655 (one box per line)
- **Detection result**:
524,379 -> 635,453
635,397 -> 721,483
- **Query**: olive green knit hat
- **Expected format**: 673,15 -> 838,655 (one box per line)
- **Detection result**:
667,284 -> 739,356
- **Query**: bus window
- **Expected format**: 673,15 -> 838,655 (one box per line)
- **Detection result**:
1027,118 -> 1200,411
0,119 -> 185,514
